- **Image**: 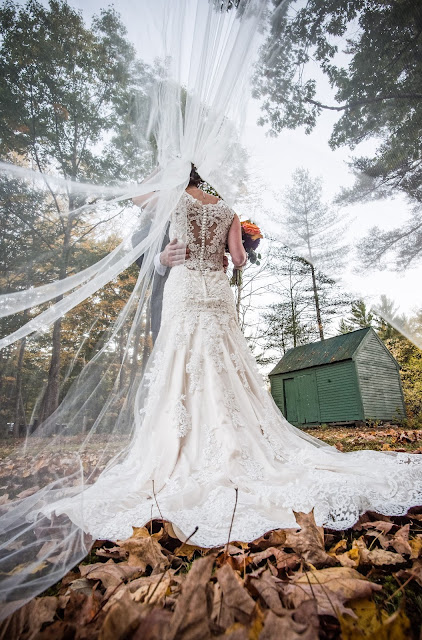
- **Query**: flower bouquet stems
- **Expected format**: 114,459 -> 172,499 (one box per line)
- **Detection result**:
227,220 -> 263,320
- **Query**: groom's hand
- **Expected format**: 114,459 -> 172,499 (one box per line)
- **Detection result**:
160,239 -> 190,267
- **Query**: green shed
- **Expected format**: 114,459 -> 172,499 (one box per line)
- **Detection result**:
268,327 -> 406,427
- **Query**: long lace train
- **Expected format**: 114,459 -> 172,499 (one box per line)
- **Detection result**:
38,262 -> 422,547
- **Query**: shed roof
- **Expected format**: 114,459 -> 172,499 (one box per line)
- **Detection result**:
268,327 -> 373,376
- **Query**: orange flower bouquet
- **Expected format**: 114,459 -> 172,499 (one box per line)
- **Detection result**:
240,220 -> 263,261
228,219 -> 262,286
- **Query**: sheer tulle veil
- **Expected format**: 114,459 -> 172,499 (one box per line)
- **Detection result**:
0,0 -> 278,618
0,0 -> 421,620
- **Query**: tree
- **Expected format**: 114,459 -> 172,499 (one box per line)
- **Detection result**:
339,300 -> 374,334
0,230 -> 144,431
376,306 -> 422,425
357,203 -> 422,270
0,0 -> 154,422
278,167 -> 347,340
254,0 -> 422,265
253,242 -> 350,367
338,296 -> 422,423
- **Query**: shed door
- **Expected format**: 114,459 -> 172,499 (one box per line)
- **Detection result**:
283,378 -> 298,423
297,373 -> 320,424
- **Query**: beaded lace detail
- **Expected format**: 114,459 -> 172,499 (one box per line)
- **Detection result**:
170,191 -> 235,272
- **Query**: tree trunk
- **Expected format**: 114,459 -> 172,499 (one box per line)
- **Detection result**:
39,318 -> 62,425
310,262 -> 324,340
38,208 -> 73,424
13,337 -> 27,437
289,285 -> 297,347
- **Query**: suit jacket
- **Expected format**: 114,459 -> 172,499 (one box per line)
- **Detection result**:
131,222 -> 170,343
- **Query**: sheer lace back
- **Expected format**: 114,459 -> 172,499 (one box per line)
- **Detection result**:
171,191 -> 235,271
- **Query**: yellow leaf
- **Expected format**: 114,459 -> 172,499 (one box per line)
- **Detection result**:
409,536 -> 422,559
329,539 -> 348,555
347,548 -> 360,562
339,597 -> 411,639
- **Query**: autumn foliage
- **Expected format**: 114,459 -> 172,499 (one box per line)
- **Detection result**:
1,504 -> 421,640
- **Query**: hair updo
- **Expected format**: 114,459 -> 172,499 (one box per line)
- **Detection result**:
188,163 -> 202,188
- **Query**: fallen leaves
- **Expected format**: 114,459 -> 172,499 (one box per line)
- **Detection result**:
306,424 -> 422,455
79,558 -> 143,588
1,502 -> 422,640
284,510 -> 338,569
214,563 -> 256,629
282,566 -> 383,619
116,526 -> 170,572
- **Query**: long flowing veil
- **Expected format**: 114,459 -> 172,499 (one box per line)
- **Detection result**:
0,0 -> 421,620
0,0 -> 271,618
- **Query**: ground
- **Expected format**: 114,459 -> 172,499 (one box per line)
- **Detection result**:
0,424 -> 421,639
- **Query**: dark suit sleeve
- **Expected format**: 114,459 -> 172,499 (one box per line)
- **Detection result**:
132,221 -> 170,270
160,223 -> 170,253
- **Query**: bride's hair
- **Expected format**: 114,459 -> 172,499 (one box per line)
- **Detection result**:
188,163 -> 202,187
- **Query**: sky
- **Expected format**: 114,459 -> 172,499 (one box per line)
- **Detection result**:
29,0 -> 422,326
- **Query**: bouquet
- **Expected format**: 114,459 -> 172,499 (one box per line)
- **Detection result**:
228,219 -> 263,286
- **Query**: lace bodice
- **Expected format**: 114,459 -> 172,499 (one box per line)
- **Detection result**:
170,191 -> 235,271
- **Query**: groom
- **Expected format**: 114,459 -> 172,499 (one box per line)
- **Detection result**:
131,222 -> 188,344
132,223 -> 228,344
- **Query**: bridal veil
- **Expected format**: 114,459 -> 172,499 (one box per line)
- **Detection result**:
0,0 -> 421,619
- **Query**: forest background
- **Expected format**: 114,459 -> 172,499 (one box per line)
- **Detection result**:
0,0 -> 421,435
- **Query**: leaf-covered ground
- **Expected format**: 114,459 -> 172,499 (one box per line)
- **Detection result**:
1,424 -> 422,639
305,423 -> 422,454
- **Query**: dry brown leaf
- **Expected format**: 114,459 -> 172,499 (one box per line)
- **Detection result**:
16,486 -> 40,499
291,598 -> 320,633
98,588 -> 143,640
334,550 -> 359,568
364,548 -> 406,566
165,553 -> 217,640
66,578 -> 95,597
0,596 -> 58,640
351,537 -> 407,566
395,556 -> 422,588
409,511 -> 422,522
131,607 -> 173,640
362,520 -> 394,533
130,572 -> 173,605
259,605 -> 319,640
280,566 -> 383,620
249,546 -> 300,571
96,545 -> 128,560
100,583 -> 132,614
63,590 -> 103,627
214,563 -> 256,630
173,541 -> 205,560
214,624 -> 249,639
250,529 -> 287,549
117,527 -> 169,572
284,510 -> 338,568
79,558 -> 142,588
389,523 -> 412,556
247,569 -> 286,616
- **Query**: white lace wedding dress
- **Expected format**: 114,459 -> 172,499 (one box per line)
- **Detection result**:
44,191 -> 422,547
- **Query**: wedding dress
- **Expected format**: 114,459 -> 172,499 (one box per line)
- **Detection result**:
39,190 -> 422,548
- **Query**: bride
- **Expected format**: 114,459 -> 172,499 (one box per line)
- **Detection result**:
1,0 -> 422,620
35,164 -> 422,549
